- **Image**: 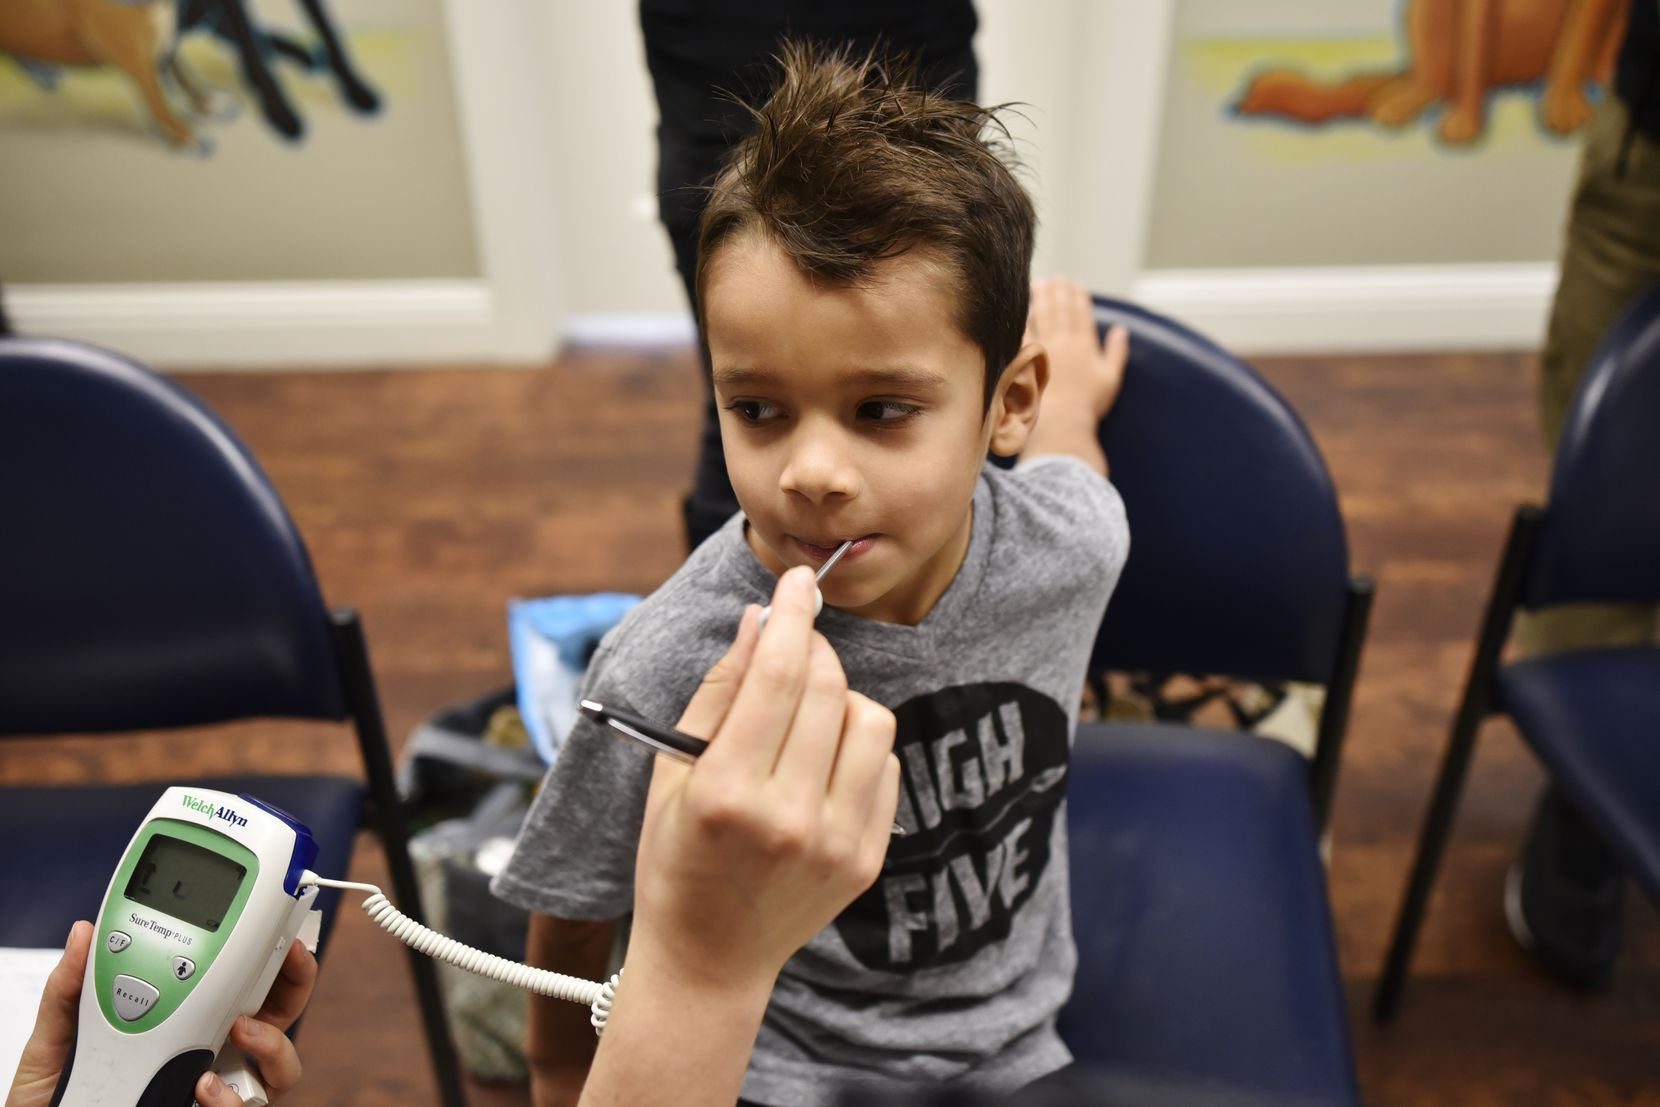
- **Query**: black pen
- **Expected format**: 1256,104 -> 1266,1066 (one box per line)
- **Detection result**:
579,699 -> 907,835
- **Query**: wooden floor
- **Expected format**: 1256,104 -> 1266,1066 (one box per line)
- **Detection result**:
6,345 -> 1658,1105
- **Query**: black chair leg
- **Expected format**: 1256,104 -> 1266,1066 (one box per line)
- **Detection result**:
380,804 -> 470,1107
1373,698 -> 1485,1023
332,610 -> 468,1107
1309,575 -> 1375,832
1374,505 -> 1541,1023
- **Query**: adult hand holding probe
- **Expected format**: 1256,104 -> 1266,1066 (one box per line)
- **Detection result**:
583,536 -> 860,762
584,564 -> 902,1107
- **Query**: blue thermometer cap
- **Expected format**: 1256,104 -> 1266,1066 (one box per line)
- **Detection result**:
239,793 -> 319,897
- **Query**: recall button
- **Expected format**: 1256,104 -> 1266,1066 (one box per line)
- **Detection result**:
171,956 -> 196,982
112,974 -> 160,1022
106,931 -> 131,954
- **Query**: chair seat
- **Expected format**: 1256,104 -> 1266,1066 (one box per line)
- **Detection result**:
1059,723 -> 1358,1106
0,775 -> 365,950
1496,646 -> 1660,903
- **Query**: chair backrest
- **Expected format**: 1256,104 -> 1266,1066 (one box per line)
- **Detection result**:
0,338 -> 346,735
1522,281 -> 1660,609
1089,297 -> 1352,686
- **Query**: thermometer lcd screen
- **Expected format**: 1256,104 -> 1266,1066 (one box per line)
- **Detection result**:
124,833 -> 246,932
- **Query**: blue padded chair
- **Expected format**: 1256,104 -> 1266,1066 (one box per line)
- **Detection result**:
1374,281 -> 1660,1021
0,338 -> 465,1107
1056,298 -> 1372,1105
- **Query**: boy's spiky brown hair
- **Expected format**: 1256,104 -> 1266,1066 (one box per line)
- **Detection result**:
695,41 -> 1036,412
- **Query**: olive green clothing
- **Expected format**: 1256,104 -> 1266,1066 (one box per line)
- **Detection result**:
1520,96 -> 1660,655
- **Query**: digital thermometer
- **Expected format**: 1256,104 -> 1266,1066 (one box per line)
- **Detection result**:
50,786 -> 319,1107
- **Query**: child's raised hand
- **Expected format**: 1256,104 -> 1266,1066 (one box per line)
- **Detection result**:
1027,276 -> 1128,421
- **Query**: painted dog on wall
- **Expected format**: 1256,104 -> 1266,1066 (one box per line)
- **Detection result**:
1234,0 -> 1627,145
0,0 -> 379,150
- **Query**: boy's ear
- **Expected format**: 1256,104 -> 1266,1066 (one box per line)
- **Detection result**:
986,342 -> 1048,457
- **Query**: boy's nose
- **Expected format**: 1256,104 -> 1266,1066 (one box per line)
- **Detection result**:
779,430 -> 858,503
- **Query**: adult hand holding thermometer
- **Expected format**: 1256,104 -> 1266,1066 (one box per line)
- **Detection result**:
6,924 -> 311,1107
583,564 -> 903,1107
13,788 -> 321,1107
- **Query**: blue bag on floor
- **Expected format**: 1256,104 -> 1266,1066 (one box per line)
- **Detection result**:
509,593 -> 641,765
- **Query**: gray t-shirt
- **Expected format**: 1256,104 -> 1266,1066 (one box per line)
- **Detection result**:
492,456 -> 1128,1106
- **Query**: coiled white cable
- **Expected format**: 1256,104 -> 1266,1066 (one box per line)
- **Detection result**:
301,873 -> 621,1036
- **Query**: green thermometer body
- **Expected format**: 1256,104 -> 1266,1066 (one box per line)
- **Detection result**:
50,787 -> 319,1107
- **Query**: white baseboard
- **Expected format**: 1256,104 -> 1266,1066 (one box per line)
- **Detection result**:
4,263 -> 1559,369
562,311 -> 696,348
1130,263 -> 1559,356
5,279 -> 542,369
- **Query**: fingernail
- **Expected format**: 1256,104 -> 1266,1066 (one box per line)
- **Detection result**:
240,1015 -> 262,1037
789,565 -> 816,594
202,1072 -> 223,1097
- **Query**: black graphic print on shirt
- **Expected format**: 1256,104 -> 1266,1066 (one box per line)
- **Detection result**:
833,682 -> 1070,971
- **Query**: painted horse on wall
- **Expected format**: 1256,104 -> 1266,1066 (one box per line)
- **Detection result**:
180,0 -> 379,142
0,0 -> 380,151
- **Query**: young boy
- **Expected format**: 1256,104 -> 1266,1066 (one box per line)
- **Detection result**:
491,44 -> 1129,1107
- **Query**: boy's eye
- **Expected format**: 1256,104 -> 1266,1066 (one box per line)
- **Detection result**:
725,400 -> 781,424
858,400 -> 922,423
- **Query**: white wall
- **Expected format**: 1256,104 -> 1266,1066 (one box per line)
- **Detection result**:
538,0 -> 1162,313
534,0 -> 1174,329
10,0 -> 1569,363
537,1 -> 680,321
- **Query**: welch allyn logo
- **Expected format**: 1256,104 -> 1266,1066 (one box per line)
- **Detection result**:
182,794 -> 248,829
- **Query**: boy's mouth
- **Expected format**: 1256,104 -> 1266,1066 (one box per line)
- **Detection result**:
795,535 -> 877,564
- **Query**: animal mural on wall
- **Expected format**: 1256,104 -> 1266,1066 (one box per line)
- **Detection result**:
0,0 -> 381,152
1234,0 -> 1627,145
